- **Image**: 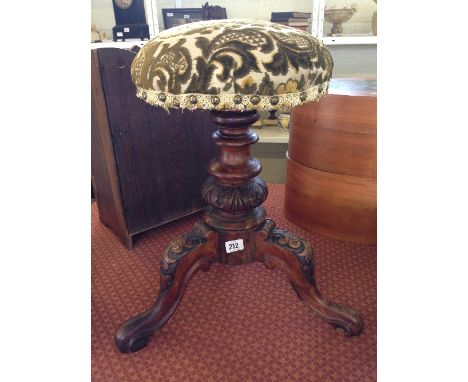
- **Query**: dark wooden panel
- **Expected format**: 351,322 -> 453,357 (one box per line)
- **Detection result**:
92,47 -> 218,244
96,48 -> 217,235
91,50 -> 131,247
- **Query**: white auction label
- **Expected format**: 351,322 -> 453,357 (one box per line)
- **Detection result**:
117,32 -> 123,36
184,14 -> 190,19
124,27 -> 130,32
225,239 -> 244,254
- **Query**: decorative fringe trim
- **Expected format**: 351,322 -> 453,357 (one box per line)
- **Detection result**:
134,82 -> 330,112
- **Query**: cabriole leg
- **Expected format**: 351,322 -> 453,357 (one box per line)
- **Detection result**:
114,222 -> 217,352
255,219 -> 363,336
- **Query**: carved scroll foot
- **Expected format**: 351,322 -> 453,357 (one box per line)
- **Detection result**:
114,222 -> 217,353
255,219 -> 363,337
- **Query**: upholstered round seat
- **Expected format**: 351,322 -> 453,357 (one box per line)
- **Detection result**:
131,19 -> 334,111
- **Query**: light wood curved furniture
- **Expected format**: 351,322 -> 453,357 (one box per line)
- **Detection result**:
285,78 -> 376,244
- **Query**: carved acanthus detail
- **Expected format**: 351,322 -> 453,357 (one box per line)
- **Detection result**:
160,222 -> 212,291
261,220 -> 315,283
201,176 -> 268,213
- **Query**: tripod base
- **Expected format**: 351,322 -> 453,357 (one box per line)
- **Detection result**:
115,219 -> 363,353
115,109 -> 362,353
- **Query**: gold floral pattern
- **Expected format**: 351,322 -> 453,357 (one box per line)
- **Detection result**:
276,79 -> 300,94
131,19 -> 334,111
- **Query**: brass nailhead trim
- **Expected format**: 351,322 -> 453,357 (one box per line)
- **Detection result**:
233,95 -> 242,104
251,95 -> 260,105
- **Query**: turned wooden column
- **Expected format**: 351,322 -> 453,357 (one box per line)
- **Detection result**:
201,110 -> 268,265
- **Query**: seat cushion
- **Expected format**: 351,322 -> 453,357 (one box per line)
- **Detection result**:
131,19 -> 334,111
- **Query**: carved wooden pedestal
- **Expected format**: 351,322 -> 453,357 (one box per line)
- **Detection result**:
114,110 -> 363,353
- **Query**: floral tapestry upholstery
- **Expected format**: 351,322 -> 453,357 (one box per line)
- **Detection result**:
131,19 -> 334,111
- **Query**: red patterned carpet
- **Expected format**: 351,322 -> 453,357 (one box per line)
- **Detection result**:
92,184 -> 376,381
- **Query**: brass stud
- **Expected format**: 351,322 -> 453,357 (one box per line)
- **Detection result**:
190,95 -> 198,105
158,93 -> 166,102
300,92 -> 307,101
211,96 -> 220,105
233,95 -> 242,104
142,91 -> 147,100
318,85 -> 323,93
251,95 -> 260,105
270,96 -> 279,105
